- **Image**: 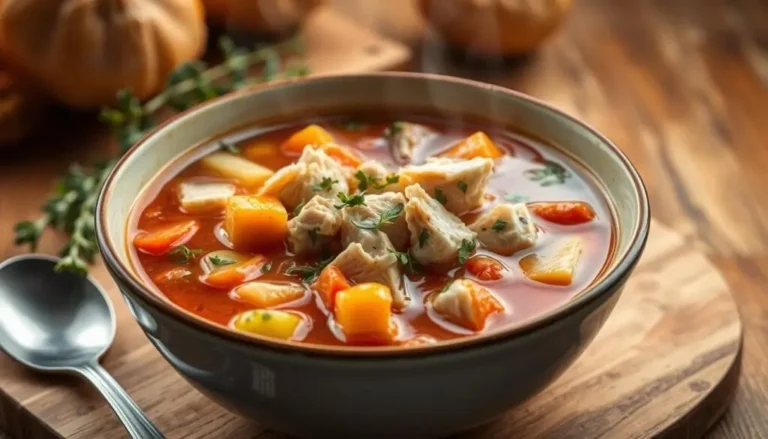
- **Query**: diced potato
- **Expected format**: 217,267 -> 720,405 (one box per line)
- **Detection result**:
133,220 -> 199,255
231,281 -> 307,308
431,279 -> 504,331
441,131 -> 504,160
224,195 -> 288,251
201,250 -> 268,289
312,265 -> 352,309
519,238 -> 584,286
178,181 -> 236,214
281,124 -> 335,155
231,309 -> 304,340
201,152 -> 274,189
334,283 -> 395,343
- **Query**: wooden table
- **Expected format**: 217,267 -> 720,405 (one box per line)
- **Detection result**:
1,0 -> 766,437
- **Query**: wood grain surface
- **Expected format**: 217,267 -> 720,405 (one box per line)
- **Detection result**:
0,0 -> 764,437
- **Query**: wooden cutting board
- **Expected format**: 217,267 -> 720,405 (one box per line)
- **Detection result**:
0,216 -> 743,439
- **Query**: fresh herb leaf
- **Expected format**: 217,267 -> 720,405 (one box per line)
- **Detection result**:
335,192 -> 367,209
209,255 -> 236,266
351,203 -> 404,231
457,239 -> 476,265
524,160 -> 571,187
286,256 -> 333,282
492,220 -> 507,232
261,261 -> 272,273
308,227 -> 320,245
169,245 -> 202,264
337,119 -> 368,131
354,170 -> 370,192
505,193 -> 528,203
419,230 -> 430,248
219,140 -> 239,154
389,248 -> 418,273
434,188 -> 448,205
355,171 -> 400,192
261,312 -> 272,321
312,177 -> 338,193
457,181 -> 468,193
519,216 -> 529,225
375,174 -> 400,189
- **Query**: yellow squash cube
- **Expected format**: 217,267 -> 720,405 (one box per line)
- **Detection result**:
334,283 -> 394,343
224,195 -> 288,251
231,310 -> 303,340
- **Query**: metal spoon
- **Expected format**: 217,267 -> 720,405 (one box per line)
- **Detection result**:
0,255 -> 164,439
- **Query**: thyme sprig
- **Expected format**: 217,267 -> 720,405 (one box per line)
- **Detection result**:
13,36 -> 309,274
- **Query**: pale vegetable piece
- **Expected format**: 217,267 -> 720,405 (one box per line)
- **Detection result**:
469,203 -> 537,256
345,192 -> 409,252
201,152 -> 274,189
334,283 -> 395,344
404,184 -> 476,266
231,309 -> 304,340
224,195 -> 288,251
0,0 -> 207,108
287,196 -> 342,255
231,281 -> 308,308
178,180 -> 236,213
520,238 -> 584,286
385,121 -> 435,165
353,160 -> 403,194
400,157 -> 494,214
431,279 -> 504,331
258,146 -> 349,212
330,243 -> 408,310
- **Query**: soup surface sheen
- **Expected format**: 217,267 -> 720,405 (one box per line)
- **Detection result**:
129,115 -> 614,347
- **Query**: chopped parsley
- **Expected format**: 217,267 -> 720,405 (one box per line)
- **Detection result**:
354,171 -> 400,191
457,239 -> 476,265
169,245 -> 202,264
389,248 -> 417,273
351,203 -> 404,230
457,181 -> 468,193
335,192 -> 367,209
312,177 -> 338,193
492,220 -> 507,232
524,160 -> 571,187
519,216 -> 529,225
219,140 -> 240,154
419,230 -> 430,248
308,227 -> 320,245
209,255 -> 236,266
260,261 -> 272,273
337,119 -> 369,131
286,256 -> 333,283
434,188 -> 448,205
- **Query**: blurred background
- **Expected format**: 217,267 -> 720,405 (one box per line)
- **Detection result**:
1,0 -> 767,437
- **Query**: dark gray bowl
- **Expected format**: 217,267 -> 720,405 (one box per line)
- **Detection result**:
96,73 -> 649,438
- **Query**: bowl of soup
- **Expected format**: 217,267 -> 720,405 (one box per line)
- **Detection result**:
96,73 -> 649,438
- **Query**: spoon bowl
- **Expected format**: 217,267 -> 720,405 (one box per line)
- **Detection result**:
0,254 -> 164,439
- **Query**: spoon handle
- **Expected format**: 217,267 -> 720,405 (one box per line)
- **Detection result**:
76,362 -> 165,439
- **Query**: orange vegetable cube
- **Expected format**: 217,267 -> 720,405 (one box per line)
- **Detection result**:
432,279 -> 503,331
231,281 -> 307,308
320,143 -> 365,168
520,238 -> 584,286
334,283 -> 395,343
465,255 -> 505,281
312,265 -> 352,309
243,141 -> 293,171
441,131 -> 504,160
281,124 -> 334,156
531,202 -> 596,225
202,254 -> 268,289
224,195 -> 288,251
133,220 -> 199,255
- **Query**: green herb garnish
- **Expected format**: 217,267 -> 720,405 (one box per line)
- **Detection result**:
169,245 -> 202,264
261,261 -> 273,273
457,239 -> 476,265
389,248 -> 417,273
209,255 -> 236,266
286,256 -> 333,282
335,192 -> 367,209
419,230 -> 430,248
434,188 -> 448,205
261,312 -> 272,321
308,227 -> 320,245
337,119 -> 369,131
524,160 -> 571,187
354,171 -> 400,192
219,140 -> 239,154
312,177 -> 338,193
492,220 -> 507,232
351,203 -> 404,230
457,181 -> 468,193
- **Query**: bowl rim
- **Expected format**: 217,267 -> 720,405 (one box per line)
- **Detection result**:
96,72 -> 650,358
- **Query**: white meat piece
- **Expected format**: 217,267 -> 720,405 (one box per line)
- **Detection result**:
353,160 -> 402,194
404,184 -> 476,266
469,203 -> 537,256
431,279 -> 503,331
258,146 -> 349,211
343,192 -> 409,251
287,196 -> 342,255
400,157 -> 494,214
385,121 -> 435,165
178,180 -> 236,213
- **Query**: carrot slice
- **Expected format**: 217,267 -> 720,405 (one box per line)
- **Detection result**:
133,220 -> 199,255
202,255 -> 268,289
320,144 -> 365,168
280,124 -> 335,156
465,255 -> 505,281
531,202 -> 596,225
312,265 -> 352,309
441,131 -> 504,160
